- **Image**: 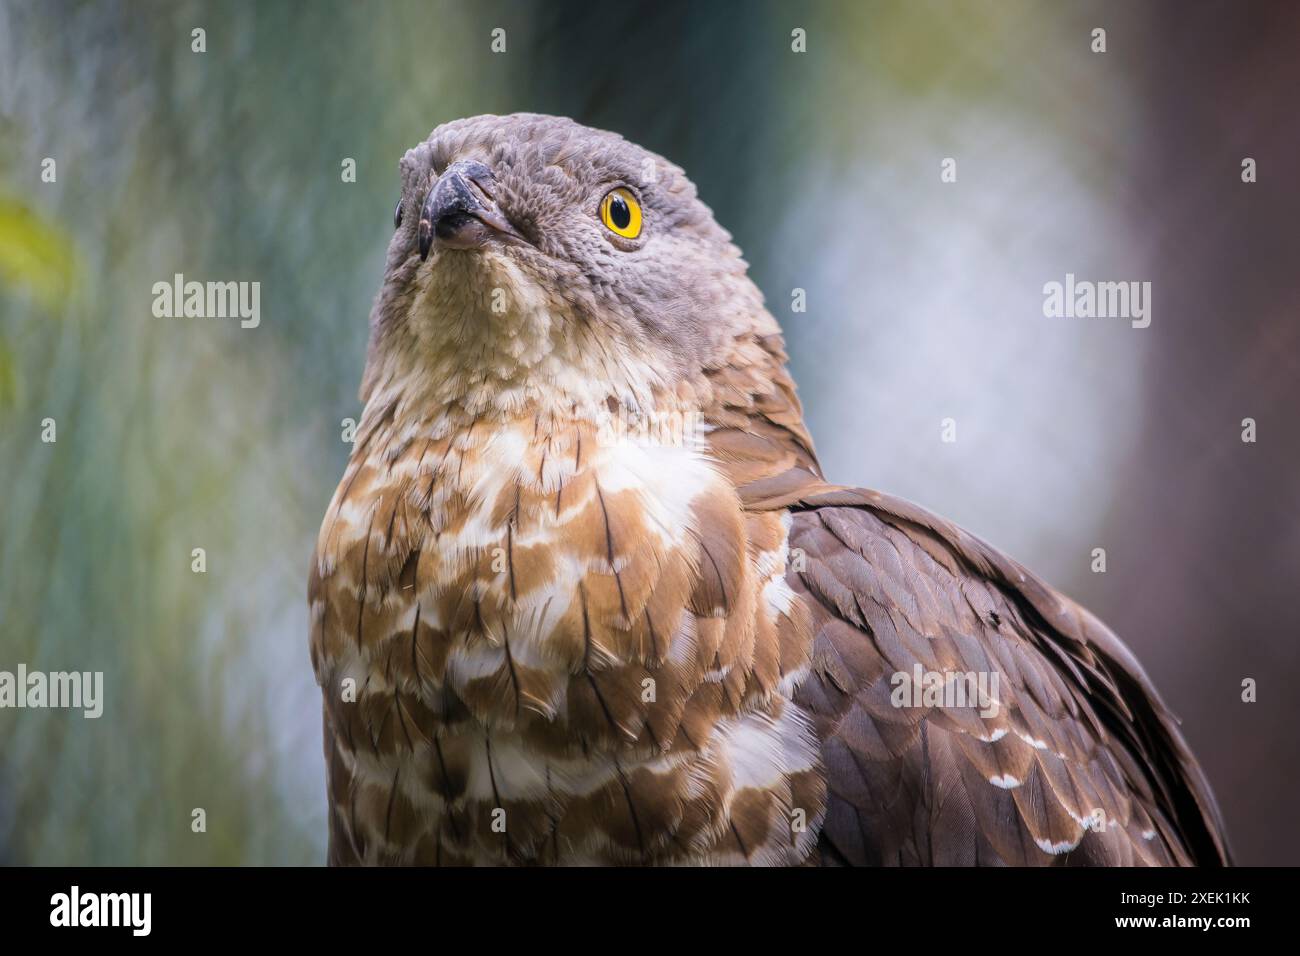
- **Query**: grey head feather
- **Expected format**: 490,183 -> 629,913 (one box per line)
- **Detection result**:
363,113 -> 774,402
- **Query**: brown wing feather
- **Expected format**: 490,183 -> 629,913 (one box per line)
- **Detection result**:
786,487 -> 1231,867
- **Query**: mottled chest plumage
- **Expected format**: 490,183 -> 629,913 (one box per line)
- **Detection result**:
309,406 -> 825,864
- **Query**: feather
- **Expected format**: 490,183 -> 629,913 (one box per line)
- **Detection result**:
787,489 -> 1231,866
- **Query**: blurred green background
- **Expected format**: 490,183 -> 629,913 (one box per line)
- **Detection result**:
1,0 -> 1296,865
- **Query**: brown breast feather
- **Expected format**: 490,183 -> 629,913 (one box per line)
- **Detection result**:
309,354 -> 824,864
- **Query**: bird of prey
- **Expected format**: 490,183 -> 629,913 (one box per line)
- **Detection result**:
309,113 -> 1230,866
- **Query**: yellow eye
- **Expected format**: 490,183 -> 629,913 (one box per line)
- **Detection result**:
599,187 -> 642,239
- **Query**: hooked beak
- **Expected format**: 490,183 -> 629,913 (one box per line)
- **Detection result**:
418,160 -> 524,259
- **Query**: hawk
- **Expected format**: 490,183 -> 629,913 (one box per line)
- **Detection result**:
309,113 -> 1230,866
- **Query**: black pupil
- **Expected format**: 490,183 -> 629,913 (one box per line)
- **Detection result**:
609,195 -> 631,230
394,199 -> 403,228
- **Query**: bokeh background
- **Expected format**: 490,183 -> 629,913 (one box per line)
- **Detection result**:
1,0 -> 1296,865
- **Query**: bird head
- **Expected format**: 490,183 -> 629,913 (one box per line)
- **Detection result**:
362,113 -> 779,418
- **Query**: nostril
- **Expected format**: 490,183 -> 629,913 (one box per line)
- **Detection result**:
463,175 -> 493,205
